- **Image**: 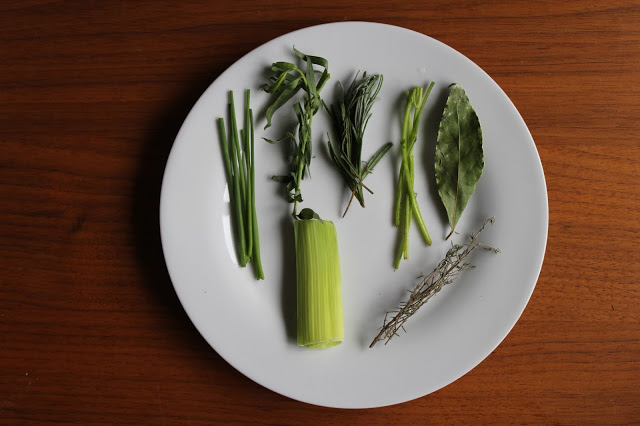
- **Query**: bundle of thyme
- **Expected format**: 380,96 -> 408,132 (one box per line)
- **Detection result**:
327,72 -> 392,217
370,218 -> 499,348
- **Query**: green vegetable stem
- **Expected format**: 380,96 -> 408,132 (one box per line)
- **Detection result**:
294,215 -> 344,348
393,83 -> 435,269
217,90 -> 264,279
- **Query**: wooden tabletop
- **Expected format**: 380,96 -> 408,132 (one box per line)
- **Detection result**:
2,1 -> 639,423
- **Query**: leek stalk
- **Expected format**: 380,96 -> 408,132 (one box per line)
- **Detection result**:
294,219 -> 343,349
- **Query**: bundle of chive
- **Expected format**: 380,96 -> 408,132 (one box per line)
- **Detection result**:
217,90 -> 264,279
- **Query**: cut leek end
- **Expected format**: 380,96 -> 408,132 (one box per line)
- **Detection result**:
300,338 -> 342,349
294,219 -> 344,350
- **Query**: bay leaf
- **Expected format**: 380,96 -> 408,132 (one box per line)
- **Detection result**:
435,84 -> 484,239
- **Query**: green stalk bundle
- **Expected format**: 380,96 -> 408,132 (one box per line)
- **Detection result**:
217,90 -> 264,279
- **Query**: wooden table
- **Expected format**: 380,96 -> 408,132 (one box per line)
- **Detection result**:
2,1 -> 639,423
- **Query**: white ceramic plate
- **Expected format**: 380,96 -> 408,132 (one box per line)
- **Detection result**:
160,22 -> 548,408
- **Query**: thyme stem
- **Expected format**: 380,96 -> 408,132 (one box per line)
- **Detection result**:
371,218 -> 499,348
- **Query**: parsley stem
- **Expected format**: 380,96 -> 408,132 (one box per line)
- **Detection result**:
393,83 -> 434,268
393,166 -> 404,226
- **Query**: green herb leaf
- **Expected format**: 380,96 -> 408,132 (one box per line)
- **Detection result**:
272,175 -> 294,183
263,79 -> 304,129
362,141 -> 393,177
435,84 -> 484,239
297,207 -> 323,222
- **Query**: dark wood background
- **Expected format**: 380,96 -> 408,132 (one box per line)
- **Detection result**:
2,0 -> 639,423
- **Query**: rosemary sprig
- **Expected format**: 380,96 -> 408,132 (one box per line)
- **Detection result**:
263,48 -> 330,218
327,72 -> 392,217
370,218 -> 499,348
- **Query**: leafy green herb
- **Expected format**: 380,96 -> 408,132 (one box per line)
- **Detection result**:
263,48 -> 330,217
393,83 -> 435,269
217,90 -> 264,279
327,72 -> 392,217
435,83 -> 484,239
296,207 -> 323,222
370,218 -> 499,348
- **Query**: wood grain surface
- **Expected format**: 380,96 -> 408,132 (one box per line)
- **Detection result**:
2,0 -> 639,423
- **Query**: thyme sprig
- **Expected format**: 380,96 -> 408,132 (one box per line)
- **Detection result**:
327,72 -> 392,217
370,218 -> 499,348
263,48 -> 330,218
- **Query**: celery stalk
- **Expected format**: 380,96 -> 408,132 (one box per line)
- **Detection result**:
294,219 -> 344,349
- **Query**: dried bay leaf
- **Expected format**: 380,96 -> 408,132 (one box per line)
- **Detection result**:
435,84 -> 484,239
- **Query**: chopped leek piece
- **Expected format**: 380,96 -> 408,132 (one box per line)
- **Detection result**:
294,219 -> 344,349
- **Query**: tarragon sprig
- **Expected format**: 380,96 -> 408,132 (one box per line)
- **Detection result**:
262,48 -> 330,218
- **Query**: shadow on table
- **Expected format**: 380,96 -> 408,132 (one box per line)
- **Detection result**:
130,67 -> 231,367
130,21 -> 328,382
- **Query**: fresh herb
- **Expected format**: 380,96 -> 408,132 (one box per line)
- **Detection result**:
217,90 -> 264,279
262,47 -> 330,218
370,218 -> 499,348
327,72 -> 392,217
435,83 -> 484,239
263,49 -> 343,349
393,83 -> 435,269
296,207 -> 323,222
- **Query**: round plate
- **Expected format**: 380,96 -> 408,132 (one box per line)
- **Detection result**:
160,22 -> 548,408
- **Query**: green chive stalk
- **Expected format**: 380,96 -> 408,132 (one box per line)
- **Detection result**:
217,90 -> 264,279
394,83 -> 435,269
